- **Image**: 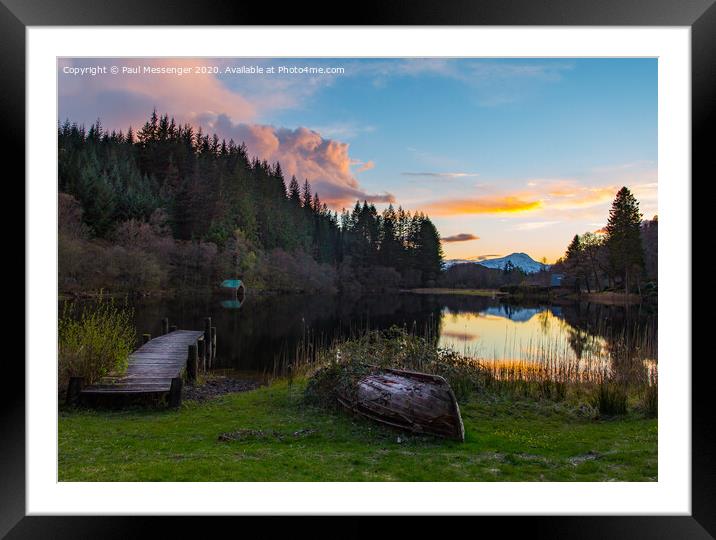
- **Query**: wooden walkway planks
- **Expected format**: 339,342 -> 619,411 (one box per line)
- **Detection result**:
80,329 -> 205,398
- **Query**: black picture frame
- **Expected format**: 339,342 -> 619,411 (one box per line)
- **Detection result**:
4,0 -> 711,536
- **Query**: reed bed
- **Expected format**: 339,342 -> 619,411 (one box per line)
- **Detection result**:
286,318 -> 657,416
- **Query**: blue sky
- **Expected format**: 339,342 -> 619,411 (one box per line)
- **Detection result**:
58,57 -> 657,261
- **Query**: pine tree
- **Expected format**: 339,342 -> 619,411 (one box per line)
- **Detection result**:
312,193 -> 322,214
379,205 -> 402,267
288,175 -> 301,206
605,187 -> 644,294
302,179 -> 312,210
416,216 -> 443,285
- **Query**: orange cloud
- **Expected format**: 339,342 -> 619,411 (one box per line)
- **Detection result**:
545,185 -> 619,209
529,179 -> 650,212
421,180 -> 634,219
429,196 -> 542,216
442,233 -> 480,243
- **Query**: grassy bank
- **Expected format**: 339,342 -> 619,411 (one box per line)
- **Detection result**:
407,288 -> 506,297
58,379 -> 656,482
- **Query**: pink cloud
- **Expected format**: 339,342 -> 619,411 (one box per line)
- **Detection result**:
210,115 -> 392,208
58,58 -> 387,210
58,58 -> 395,209
58,58 -> 255,131
356,160 -> 375,173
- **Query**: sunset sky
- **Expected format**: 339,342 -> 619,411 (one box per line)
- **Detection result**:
58,58 -> 657,262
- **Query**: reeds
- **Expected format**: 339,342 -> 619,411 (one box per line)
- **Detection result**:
641,370 -> 658,417
286,316 -> 656,415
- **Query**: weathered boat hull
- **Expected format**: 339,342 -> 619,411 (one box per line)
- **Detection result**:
337,368 -> 465,441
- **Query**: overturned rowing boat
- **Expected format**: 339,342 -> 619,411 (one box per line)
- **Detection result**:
336,368 -> 465,441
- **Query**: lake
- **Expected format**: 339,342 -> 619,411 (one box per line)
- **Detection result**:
118,292 -> 657,381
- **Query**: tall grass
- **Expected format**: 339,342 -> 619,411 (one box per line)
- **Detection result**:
641,371 -> 658,417
59,296 -> 136,390
281,315 -> 657,416
591,381 -> 628,416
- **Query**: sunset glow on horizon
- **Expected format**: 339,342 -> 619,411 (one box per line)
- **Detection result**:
59,57 -> 657,263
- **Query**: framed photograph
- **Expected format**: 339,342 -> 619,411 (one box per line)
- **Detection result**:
7,0 -> 711,535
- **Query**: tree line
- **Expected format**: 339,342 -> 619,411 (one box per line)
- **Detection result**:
437,259 -> 533,290
556,187 -> 657,296
58,110 -> 443,294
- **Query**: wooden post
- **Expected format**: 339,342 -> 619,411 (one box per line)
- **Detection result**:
204,317 -> 211,353
198,338 -> 206,372
142,333 -> 151,344
66,376 -> 84,406
210,326 -> 217,365
169,325 -> 177,333
161,317 -> 169,335
169,376 -> 183,408
187,344 -> 198,382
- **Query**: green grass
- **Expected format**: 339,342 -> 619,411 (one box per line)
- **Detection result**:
58,379 -> 657,482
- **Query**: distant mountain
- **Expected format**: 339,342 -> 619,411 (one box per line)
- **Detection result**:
443,259 -> 478,268
444,252 -> 549,274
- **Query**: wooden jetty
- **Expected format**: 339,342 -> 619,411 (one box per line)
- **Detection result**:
72,317 -> 217,408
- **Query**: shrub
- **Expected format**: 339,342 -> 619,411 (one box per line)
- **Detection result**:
58,297 -> 136,391
592,381 -> 628,416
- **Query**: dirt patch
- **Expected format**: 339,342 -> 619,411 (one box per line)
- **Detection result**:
568,451 -> 602,465
218,428 -> 318,442
183,376 -> 261,402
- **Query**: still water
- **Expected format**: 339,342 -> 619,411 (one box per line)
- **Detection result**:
122,293 -> 657,378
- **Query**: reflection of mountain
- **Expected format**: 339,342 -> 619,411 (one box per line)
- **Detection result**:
484,305 -> 544,323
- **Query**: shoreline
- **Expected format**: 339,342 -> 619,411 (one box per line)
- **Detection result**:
405,288 -> 507,297
561,291 -> 646,305
59,287 -> 653,306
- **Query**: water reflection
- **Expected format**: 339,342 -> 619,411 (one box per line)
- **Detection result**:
438,307 -> 575,358
71,293 -> 656,381
220,299 -> 244,309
